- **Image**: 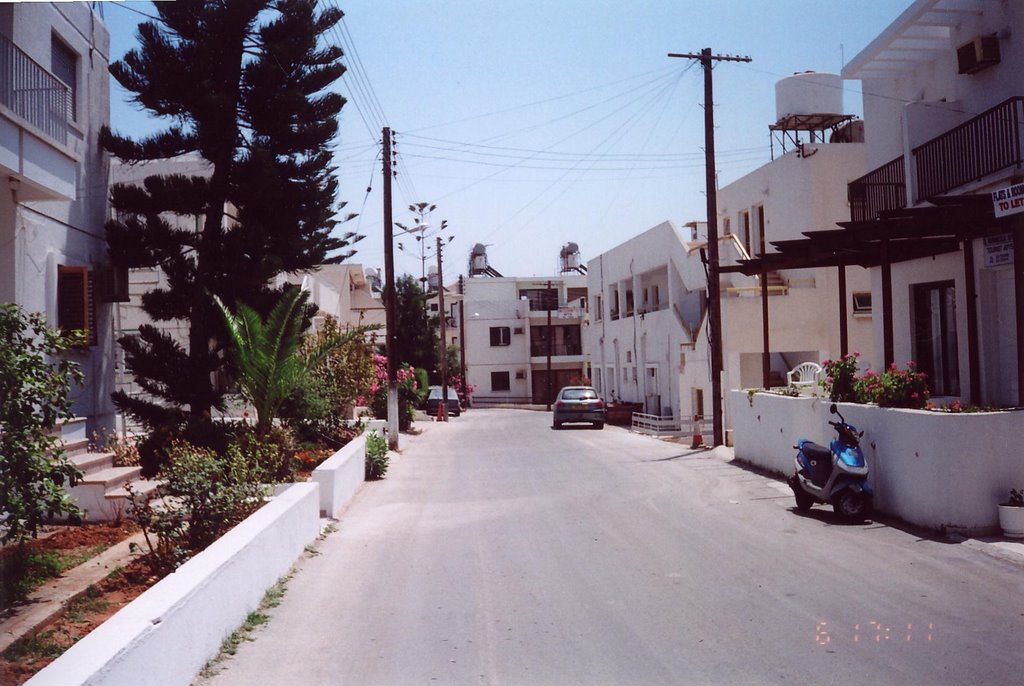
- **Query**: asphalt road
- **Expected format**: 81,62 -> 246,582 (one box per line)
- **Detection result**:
196,409 -> 1024,686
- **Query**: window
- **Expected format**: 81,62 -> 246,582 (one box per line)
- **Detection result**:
722,217 -> 731,236
912,281 -> 959,396
51,36 -> 78,122
57,265 -> 95,345
491,371 -> 510,391
519,288 -> 557,311
489,326 -> 510,346
430,303 -> 439,312
755,204 -> 766,256
852,292 -> 872,316
625,288 -> 634,316
595,294 -> 602,321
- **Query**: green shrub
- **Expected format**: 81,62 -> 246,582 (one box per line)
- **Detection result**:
0,304 -> 85,546
128,441 -> 271,574
365,432 -> 389,480
854,363 -> 929,409
821,353 -> 860,402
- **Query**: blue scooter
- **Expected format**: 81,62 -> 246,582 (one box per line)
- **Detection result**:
788,404 -> 873,521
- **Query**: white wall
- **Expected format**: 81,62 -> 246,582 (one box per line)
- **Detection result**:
729,390 -> 1024,533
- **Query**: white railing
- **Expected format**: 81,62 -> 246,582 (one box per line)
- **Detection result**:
631,412 -> 682,436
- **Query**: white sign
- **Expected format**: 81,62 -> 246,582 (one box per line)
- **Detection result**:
992,182 -> 1024,218
984,233 -> 1014,267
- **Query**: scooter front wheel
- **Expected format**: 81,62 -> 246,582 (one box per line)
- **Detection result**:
834,490 -> 871,522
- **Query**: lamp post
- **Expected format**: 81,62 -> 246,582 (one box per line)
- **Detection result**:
396,203 -> 450,290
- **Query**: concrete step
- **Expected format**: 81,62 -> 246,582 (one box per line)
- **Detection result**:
105,479 -> 162,501
69,451 -> 115,476
77,466 -> 143,490
62,438 -> 91,458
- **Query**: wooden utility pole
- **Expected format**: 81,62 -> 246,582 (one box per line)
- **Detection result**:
437,236 -> 449,421
668,48 -> 751,447
382,127 -> 399,448
458,275 -> 467,406
545,280 -> 554,411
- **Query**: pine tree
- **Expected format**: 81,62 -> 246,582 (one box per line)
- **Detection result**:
102,0 -> 358,471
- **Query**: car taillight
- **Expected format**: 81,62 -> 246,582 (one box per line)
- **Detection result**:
595,399 -> 605,408
556,400 -> 566,407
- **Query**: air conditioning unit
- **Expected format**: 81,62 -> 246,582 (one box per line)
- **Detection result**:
513,327 -> 524,335
957,34 -> 1000,75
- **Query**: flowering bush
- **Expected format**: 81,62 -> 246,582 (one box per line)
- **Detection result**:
821,354 -> 929,409
363,355 -> 419,430
853,362 -> 929,409
821,353 -> 860,402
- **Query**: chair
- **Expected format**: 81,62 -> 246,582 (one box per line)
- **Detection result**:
787,362 -> 822,387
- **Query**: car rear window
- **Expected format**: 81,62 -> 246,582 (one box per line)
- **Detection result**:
563,389 -> 598,400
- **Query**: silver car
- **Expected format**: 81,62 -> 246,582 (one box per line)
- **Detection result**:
552,386 -> 606,430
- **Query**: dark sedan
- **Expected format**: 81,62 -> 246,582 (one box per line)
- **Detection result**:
552,386 -> 606,429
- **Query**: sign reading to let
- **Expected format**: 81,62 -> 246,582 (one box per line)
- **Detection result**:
992,182 -> 1024,218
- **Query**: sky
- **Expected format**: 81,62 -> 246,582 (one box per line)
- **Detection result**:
102,0 -> 913,282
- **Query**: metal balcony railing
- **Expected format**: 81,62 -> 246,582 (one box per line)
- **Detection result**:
530,342 -> 583,357
913,96 -> 1024,201
0,34 -> 70,145
848,155 -> 906,222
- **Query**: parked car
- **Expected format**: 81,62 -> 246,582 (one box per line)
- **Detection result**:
426,385 -> 461,417
552,386 -> 606,429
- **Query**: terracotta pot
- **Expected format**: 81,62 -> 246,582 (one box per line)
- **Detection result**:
997,504 -> 1024,538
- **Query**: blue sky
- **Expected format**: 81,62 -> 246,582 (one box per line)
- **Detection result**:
103,0 -> 911,281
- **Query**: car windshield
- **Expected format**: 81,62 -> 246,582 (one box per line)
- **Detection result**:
562,388 -> 598,400
429,387 -> 458,399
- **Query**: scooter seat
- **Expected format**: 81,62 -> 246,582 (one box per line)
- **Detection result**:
802,442 -> 831,462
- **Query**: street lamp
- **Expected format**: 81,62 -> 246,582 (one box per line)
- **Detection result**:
395,203 -> 451,290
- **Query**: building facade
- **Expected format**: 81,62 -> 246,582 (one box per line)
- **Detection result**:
843,0 -> 1024,406
463,275 -> 588,406
1,3 -> 114,432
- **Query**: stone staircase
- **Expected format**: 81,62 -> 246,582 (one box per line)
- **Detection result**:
57,418 -> 161,522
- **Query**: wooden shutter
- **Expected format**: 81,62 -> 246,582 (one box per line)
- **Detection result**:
57,265 -> 95,345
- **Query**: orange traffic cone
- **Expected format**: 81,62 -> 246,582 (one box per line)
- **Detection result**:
690,415 -> 703,449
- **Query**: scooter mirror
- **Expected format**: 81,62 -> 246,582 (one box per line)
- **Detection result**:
829,403 -> 838,414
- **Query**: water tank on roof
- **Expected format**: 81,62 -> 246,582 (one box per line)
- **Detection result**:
427,265 -> 439,290
470,243 -> 488,272
775,72 -> 843,121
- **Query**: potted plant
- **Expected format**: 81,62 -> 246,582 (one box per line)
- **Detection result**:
998,489 -> 1024,538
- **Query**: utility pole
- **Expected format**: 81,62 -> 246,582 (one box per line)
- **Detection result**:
382,127 -> 399,449
458,275 -> 468,407
545,280 -> 554,411
436,236 -> 449,421
668,48 -> 751,448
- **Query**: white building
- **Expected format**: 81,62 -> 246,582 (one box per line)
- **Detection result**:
586,221 -> 707,421
463,274 -> 588,405
717,73 -> 874,391
282,264 -> 385,335
586,73 -> 873,430
839,0 -> 1024,407
0,3 -> 115,433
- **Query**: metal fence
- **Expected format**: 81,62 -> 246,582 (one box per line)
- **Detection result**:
913,96 -> 1023,202
0,33 -> 70,145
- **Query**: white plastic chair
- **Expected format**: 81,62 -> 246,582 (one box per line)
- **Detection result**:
787,362 -> 822,387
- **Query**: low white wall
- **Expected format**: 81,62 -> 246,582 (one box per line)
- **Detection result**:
28,482 -> 321,686
729,391 -> 1024,533
312,433 -> 367,518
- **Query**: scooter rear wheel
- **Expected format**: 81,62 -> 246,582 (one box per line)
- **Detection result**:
834,490 -> 871,522
789,476 -> 815,512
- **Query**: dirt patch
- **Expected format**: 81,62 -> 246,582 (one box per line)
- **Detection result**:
0,553 -> 161,684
